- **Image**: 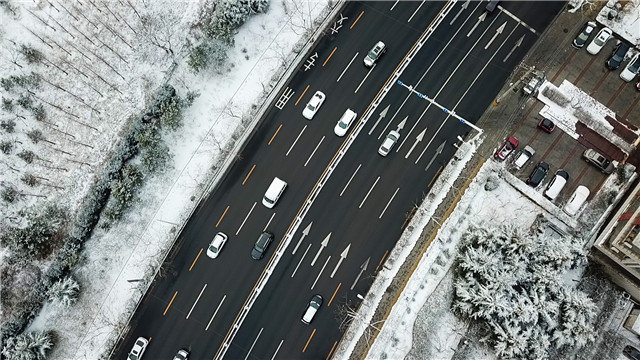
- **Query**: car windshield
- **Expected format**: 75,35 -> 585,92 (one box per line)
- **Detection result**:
388,133 -> 398,141
629,58 -> 640,72
209,245 -> 218,253
368,49 -> 378,59
338,121 -> 348,129
129,355 -> 138,360
307,104 -> 315,111
577,33 -> 589,41
594,36 -> 605,46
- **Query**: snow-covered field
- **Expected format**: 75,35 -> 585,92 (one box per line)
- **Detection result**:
20,0 -> 332,359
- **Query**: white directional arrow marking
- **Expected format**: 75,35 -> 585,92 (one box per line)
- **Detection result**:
350,257 -> 370,290
503,34 -> 524,62
449,0 -> 470,26
405,128 -> 426,159
485,22 -> 507,50
425,141 -> 446,171
368,105 -> 390,136
466,12 -> 486,37
311,233 -> 331,266
396,117 -> 406,131
292,222 -> 312,255
331,244 -> 351,278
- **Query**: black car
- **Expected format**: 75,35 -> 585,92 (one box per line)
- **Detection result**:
251,231 -> 274,260
606,42 -> 631,70
572,21 -> 596,48
526,162 -> 549,187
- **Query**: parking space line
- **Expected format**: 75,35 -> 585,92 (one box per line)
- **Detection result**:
244,328 -> 264,360
623,95 -> 640,120
340,164 -> 362,197
295,85 -> 309,106
292,243 -> 312,278
355,63 -> 375,93
216,205 -> 229,228
243,165 -> 256,185
350,11 -> 364,29
590,70 -> 611,95
375,250 -> 389,272
263,212 -> 275,231
205,295 -> 226,331
408,1 -> 425,22
323,47 -> 337,67
606,81 -> 626,107
163,291 -> 178,316
540,132 -> 564,161
337,52 -> 359,82
270,340 -> 284,360
311,256 -> 331,290
189,248 -> 203,271
575,55 -> 597,84
302,329 -> 317,353
560,142 -> 581,168
236,202 -> 257,235
305,136 -> 325,167
328,283 -> 341,307
551,48 -> 578,83
268,125 -> 282,146
287,124 -> 307,156
359,176 -> 380,208
379,187 -> 400,219
326,341 -> 338,360
526,128 -> 542,147
186,284 -> 207,319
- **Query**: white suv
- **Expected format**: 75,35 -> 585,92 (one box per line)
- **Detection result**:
378,130 -> 400,156
334,109 -> 357,136
302,91 -> 325,120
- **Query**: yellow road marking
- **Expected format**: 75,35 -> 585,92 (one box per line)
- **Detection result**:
268,125 -> 282,146
326,341 -> 338,360
189,248 -> 203,271
302,329 -> 316,353
350,11 -> 364,29
149,337 -> 152,343
295,85 -> 310,106
323,47 -> 337,67
428,165 -> 443,188
216,206 -> 229,228
243,165 -> 256,185
163,291 -> 178,316
375,250 -> 389,273
328,283 -> 341,307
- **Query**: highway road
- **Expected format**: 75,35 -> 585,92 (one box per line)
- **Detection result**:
113,1 -> 565,359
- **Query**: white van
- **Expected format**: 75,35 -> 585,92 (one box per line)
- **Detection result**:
514,146 -> 535,170
334,109 -> 357,136
564,185 -> 590,216
544,170 -> 569,200
262,177 -> 287,208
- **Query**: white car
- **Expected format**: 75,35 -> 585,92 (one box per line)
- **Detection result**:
378,130 -> 400,156
302,91 -> 325,120
620,53 -> 640,82
173,349 -> 190,360
586,27 -> 612,55
364,41 -> 386,67
128,337 -> 149,360
564,185 -> 590,216
206,232 -> 228,259
334,109 -> 357,136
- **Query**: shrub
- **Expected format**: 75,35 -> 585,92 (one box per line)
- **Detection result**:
47,276 -> 80,307
2,186 -> 20,203
20,45 -> 44,64
18,150 -> 35,163
2,97 -> 14,112
1,140 -> 13,154
32,103 -> 46,121
187,41 -> 228,73
204,0 -> 270,42
1,118 -> 16,132
1,330 -> 54,360
159,95 -> 184,130
21,173 -> 38,186
27,129 -> 44,144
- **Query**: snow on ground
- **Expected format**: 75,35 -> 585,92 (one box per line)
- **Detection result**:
26,1 -> 332,359
597,0 -> 640,47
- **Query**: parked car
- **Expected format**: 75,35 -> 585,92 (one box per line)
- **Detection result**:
364,41 -> 386,67
620,53 -> 640,82
513,145 -> 535,170
334,109 -> 357,136
572,21 -> 597,48
606,42 -> 631,70
623,345 -> 640,360
538,118 -> 556,133
544,170 -> 569,200
564,185 -> 590,216
526,162 -> 549,187
301,294 -> 323,324
302,91 -> 325,120
206,232 -> 228,259
128,337 -> 149,360
494,137 -> 519,161
378,130 -> 400,156
173,349 -> 190,360
251,231 -> 274,260
586,27 -> 612,55
583,149 -> 615,174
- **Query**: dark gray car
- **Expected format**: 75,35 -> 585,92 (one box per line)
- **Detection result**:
606,42 -> 631,70
251,231 -> 274,260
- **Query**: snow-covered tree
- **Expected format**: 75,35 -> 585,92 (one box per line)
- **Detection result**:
19,45 -> 44,65
1,330 -> 54,360
0,204 -> 67,260
187,41 -> 228,73
1,140 -> 13,154
17,150 -> 34,164
47,276 -> 80,307
1,118 -> 16,132
2,185 -> 20,203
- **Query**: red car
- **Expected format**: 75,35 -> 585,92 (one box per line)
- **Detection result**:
538,118 -> 556,133
494,137 -> 519,161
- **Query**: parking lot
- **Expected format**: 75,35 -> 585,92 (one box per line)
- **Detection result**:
503,11 -> 639,208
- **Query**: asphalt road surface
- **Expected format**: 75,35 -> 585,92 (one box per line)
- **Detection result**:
113,1 -> 564,359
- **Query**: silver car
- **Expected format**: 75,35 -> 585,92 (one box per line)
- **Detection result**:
364,41 -> 386,67
583,149 -> 615,174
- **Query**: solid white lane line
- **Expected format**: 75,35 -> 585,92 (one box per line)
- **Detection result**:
340,164 -> 362,197
304,136 -> 325,167
407,1 -> 425,22
205,294 -> 226,331
354,63 -> 375,94
390,0 -> 399,11
392,1 -> 484,147
263,212 -> 276,231
236,202 -> 257,235
311,256 -> 331,290
270,340 -> 284,360
379,188 -> 400,219
244,328 -> 264,360
292,243 -> 312,278
359,176 -> 380,209
337,52 -> 359,82
186,284 -> 207,319
286,125 -> 307,156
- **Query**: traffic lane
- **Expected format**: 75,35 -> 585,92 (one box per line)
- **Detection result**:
499,1 -> 566,34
